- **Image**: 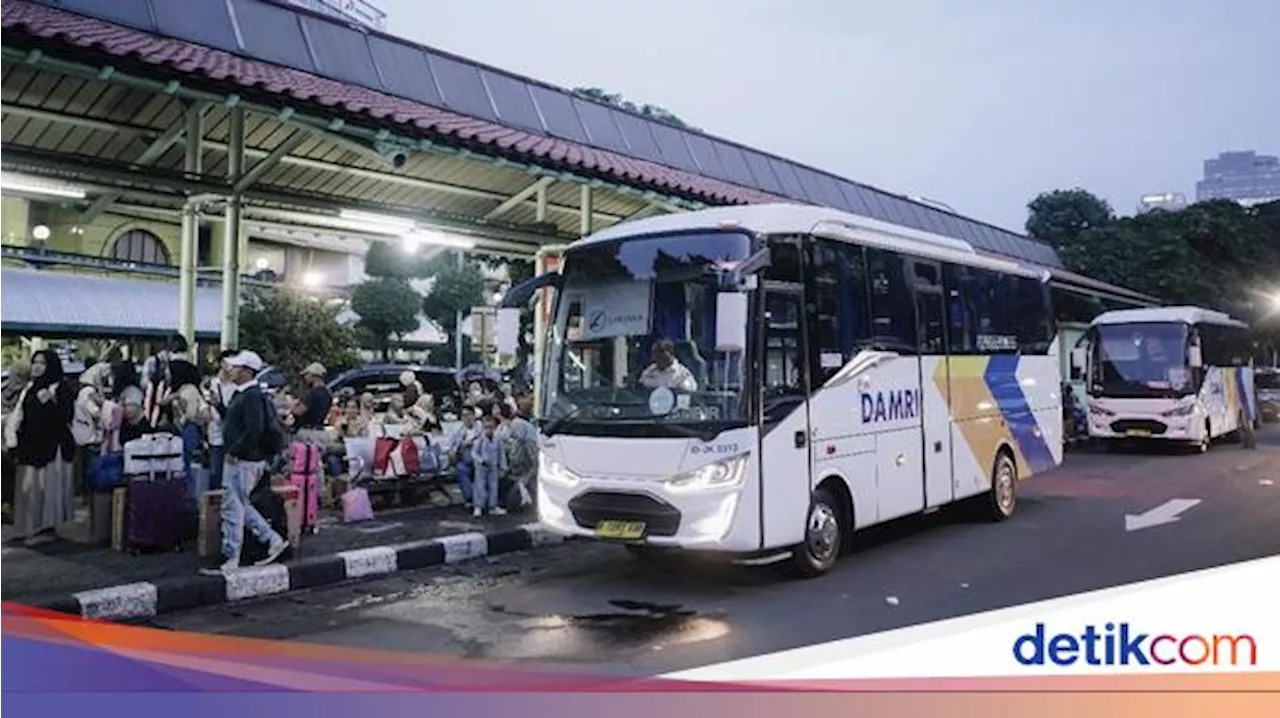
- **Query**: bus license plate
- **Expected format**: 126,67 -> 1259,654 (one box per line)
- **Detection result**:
596,520 -> 646,540
1126,429 -> 1151,437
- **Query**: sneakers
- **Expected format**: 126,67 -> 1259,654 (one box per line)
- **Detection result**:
197,536 -> 289,575
472,506 -> 482,518
491,506 -> 508,516
255,538 -> 290,566
198,556 -> 239,576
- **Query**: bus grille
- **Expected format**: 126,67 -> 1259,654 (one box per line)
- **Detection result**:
1109,419 -> 1168,435
568,491 -> 682,537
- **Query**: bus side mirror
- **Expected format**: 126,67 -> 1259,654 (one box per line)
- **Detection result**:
715,292 -> 748,352
495,307 -> 520,357
1189,344 -> 1204,368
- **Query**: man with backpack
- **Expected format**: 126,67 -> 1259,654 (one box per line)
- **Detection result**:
199,350 -> 289,576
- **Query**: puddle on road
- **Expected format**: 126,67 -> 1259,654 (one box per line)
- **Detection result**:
490,599 -> 730,660
349,573 -> 731,663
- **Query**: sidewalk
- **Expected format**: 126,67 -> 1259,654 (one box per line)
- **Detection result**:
2,486 -> 562,621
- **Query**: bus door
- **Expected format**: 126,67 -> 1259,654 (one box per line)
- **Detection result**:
758,281 -> 813,548
911,259 -> 953,508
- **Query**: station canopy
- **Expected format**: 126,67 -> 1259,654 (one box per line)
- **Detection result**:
0,0 -> 1154,305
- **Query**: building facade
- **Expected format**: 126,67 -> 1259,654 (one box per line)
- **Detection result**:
1137,192 -> 1188,214
1195,151 -> 1280,206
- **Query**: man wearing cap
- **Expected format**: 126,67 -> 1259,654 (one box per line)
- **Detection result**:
292,362 -> 332,449
199,350 -> 288,575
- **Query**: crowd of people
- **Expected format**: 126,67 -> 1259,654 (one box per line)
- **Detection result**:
1,335 -> 540,566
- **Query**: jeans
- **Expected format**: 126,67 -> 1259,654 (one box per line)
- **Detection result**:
219,456 -> 282,563
473,465 -> 500,510
454,455 -> 474,503
180,423 -> 202,478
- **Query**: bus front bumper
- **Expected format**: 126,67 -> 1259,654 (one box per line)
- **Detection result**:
536,480 -> 748,550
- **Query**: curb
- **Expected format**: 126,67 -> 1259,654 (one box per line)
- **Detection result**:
33,523 -> 564,622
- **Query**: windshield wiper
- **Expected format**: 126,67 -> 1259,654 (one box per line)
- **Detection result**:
541,405 -> 585,437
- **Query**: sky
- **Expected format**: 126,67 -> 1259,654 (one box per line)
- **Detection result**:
380,0 -> 1279,234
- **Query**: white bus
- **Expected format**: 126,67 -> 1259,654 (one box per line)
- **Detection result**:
504,204 -> 1063,577
1071,306 -> 1256,451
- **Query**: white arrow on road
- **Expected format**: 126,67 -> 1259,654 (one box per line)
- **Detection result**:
1125,498 -> 1202,532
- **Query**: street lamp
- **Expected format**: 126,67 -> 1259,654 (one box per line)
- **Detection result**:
302,271 -> 323,288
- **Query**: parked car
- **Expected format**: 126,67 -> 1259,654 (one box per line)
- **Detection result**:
326,363 -> 462,418
1256,368 -> 1280,423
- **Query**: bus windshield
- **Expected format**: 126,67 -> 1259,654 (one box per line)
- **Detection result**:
542,231 -> 753,439
1091,322 -> 1194,398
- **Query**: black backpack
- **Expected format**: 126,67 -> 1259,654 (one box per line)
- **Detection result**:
257,391 -> 288,458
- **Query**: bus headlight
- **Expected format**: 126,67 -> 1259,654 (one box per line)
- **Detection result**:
1161,402 -> 1196,417
539,455 -> 580,488
665,455 -> 748,494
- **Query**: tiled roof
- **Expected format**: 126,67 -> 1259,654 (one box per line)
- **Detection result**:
1,0 -> 1067,272
1,0 -> 780,208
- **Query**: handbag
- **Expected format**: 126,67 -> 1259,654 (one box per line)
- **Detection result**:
341,487 -> 374,523
89,451 -> 125,492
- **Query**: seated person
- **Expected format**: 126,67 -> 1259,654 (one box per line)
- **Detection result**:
639,338 -> 698,392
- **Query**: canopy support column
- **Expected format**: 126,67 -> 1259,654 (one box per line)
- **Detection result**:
220,104 -> 245,351
178,101 -> 204,347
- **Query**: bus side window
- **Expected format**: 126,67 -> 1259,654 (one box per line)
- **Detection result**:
807,239 -> 870,385
865,248 -> 916,354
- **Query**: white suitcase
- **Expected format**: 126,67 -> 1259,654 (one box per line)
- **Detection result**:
124,433 -> 185,478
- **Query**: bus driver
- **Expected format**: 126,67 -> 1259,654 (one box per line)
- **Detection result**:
638,338 -> 698,392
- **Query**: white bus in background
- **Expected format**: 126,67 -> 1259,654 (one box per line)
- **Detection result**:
1071,306 -> 1257,452
501,204 -> 1063,577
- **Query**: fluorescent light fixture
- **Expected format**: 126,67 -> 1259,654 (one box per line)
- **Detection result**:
255,257 -> 270,270
339,209 -> 416,232
302,271 -> 323,288
401,229 -> 476,250
1,172 -> 86,199
32,225 -> 51,241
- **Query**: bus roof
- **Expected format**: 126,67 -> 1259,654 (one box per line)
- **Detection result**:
1091,306 -> 1249,329
572,203 -> 1042,279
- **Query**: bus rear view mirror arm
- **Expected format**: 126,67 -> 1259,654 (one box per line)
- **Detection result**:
501,271 -> 562,308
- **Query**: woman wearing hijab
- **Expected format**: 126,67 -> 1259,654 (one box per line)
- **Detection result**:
3,350 -> 76,545
160,359 -> 208,480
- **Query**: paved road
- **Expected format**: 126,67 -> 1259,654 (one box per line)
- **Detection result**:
150,429 -> 1280,676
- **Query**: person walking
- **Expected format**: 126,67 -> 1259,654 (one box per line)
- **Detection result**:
3,350 -> 76,545
199,350 -> 288,575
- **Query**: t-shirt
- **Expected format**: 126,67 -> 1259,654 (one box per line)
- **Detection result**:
297,386 -> 332,430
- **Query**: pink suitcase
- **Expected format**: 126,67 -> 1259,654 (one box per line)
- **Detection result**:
289,441 -> 321,532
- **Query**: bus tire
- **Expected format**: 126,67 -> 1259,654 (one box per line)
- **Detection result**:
982,450 -> 1018,522
786,487 -> 843,578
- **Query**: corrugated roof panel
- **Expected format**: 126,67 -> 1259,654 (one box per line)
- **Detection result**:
0,268 -> 224,337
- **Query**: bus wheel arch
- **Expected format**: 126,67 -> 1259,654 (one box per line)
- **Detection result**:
984,445 -> 1019,522
816,474 -> 856,556
785,478 -> 851,578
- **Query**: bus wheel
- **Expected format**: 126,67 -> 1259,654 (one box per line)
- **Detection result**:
983,451 -> 1018,522
787,488 -> 843,578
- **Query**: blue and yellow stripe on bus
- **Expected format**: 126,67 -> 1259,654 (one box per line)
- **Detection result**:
935,355 -> 1057,479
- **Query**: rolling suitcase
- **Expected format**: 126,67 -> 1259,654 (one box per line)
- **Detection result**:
121,433 -> 189,552
289,441 -> 320,533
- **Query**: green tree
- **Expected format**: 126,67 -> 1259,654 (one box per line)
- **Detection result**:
349,278 -> 422,361
239,287 -> 359,377
1026,188 -> 1116,248
572,86 -> 696,130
